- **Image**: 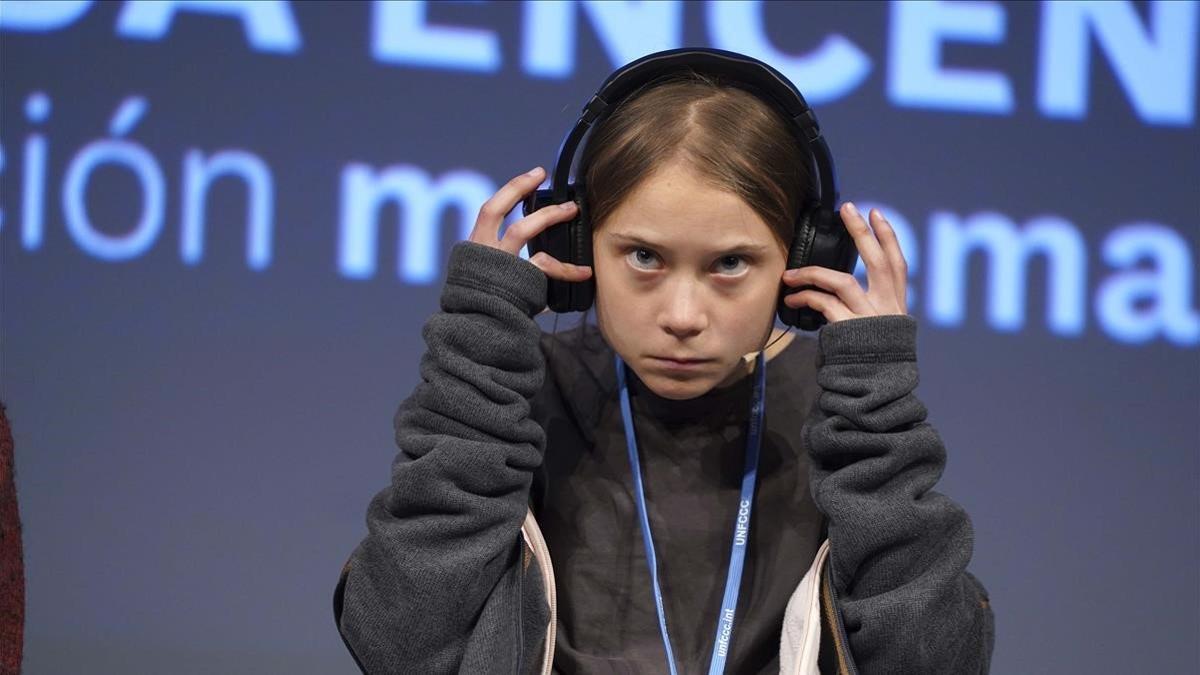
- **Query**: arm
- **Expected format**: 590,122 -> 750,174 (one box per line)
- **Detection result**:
806,314 -> 995,674
335,241 -> 552,674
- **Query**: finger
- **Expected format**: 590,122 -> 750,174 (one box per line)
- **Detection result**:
471,166 -> 546,244
781,266 -> 874,316
840,202 -> 893,297
500,200 -> 577,255
782,288 -> 855,323
529,251 -> 593,282
869,208 -> 909,310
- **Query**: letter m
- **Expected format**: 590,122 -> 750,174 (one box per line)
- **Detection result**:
338,164 -> 492,284
928,211 -> 1087,335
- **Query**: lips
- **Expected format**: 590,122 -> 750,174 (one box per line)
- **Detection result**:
648,355 -> 713,368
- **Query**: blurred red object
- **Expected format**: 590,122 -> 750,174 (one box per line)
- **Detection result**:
0,401 -> 23,675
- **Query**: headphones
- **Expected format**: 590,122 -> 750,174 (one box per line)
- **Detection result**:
521,47 -> 859,332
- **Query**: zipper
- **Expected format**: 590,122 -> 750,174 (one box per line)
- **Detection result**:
521,510 -> 558,675
820,561 -> 859,675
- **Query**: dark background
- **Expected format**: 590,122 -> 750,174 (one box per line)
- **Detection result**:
2,1 -> 1197,672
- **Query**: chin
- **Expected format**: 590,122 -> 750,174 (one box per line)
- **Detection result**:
635,371 -> 719,401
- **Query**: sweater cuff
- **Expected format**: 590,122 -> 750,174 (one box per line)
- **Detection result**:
444,241 -> 547,317
817,314 -> 917,365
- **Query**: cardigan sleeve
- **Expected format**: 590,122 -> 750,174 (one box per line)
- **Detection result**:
804,315 -> 995,674
334,241 -> 552,674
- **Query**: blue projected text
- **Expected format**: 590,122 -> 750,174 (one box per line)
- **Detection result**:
1,0 -> 1195,124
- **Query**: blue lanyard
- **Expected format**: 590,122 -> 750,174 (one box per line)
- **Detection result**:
614,351 -> 767,675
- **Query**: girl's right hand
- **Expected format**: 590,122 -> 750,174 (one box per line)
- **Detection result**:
467,167 -> 593,282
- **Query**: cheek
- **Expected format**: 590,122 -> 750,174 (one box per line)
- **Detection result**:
716,276 -> 781,340
753,259 -> 787,312
592,256 -> 621,316
593,253 -> 647,309
727,270 -> 781,310
592,256 -> 635,346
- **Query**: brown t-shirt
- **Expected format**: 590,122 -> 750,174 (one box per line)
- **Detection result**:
530,324 -> 825,674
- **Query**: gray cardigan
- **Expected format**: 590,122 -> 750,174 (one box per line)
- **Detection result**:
334,241 -> 995,674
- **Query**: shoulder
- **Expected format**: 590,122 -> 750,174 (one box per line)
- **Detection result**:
764,328 -> 821,395
538,321 -> 616,396
530,321 -> 616,438
775,329 -> 820,372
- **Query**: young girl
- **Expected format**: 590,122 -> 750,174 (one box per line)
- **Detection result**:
334,50 -> 994,675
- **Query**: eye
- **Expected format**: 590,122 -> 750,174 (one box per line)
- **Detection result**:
625,247 -> 662,271
713,254 -> 749,276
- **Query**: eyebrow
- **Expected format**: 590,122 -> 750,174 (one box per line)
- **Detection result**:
604,231 -> 773,256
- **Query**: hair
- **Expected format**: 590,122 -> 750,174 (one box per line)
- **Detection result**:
577,68 -> 815,250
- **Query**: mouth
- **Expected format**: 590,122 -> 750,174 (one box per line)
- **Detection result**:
647,356 -> 714,370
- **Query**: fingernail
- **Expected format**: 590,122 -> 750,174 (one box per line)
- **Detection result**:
527,166 -> 543,177
845,202 -> 860,217
559,201 -> 575,210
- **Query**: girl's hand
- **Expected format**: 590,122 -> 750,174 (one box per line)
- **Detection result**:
468,166 -> 593,282
780,202 -> 909,324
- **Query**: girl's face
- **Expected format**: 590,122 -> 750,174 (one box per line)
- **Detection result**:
593,160 -> 788,400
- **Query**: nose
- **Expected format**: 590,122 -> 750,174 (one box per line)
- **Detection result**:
657,278 -> 709,339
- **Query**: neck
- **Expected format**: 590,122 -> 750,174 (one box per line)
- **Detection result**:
714,326 -> 794,389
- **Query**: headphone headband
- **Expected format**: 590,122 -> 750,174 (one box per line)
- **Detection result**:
525,47 -> 858,330
550,47 -> 838,213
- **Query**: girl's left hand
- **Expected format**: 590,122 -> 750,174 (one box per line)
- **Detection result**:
780,202 -> 909,324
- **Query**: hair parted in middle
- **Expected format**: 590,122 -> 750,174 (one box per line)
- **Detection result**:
577,68 -> 816,251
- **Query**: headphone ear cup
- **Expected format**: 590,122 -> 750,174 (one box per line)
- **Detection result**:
777,206 -> 818,330
568,185 -> 596,312
777,205 -> 859,331
523,184 -> 596,312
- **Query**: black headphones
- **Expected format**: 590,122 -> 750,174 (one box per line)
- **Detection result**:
521,47 -> 858,331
